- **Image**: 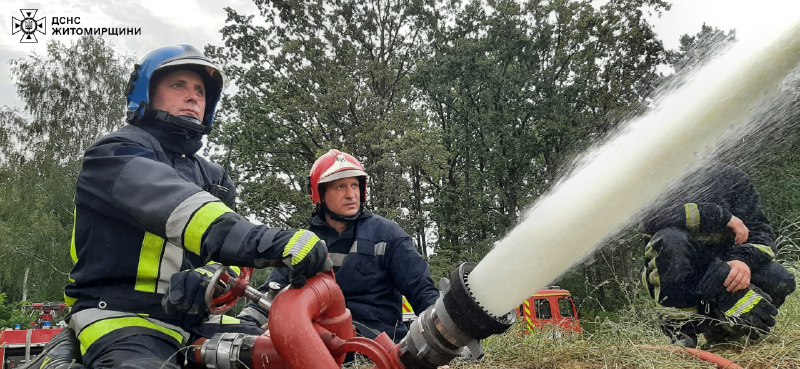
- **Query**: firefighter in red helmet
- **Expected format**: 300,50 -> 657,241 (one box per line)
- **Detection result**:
254,149 -> 439,342
309,149 -> 369,219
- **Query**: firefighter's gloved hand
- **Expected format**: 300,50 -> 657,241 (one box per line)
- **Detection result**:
280,230 -> 331,288
698,258 -> 778,338
162,264 -> 237,326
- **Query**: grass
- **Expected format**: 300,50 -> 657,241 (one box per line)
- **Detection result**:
450,283 -> 800,369
344,261 -> 800,368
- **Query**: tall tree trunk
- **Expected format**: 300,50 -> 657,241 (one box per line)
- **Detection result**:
22,267 -> 29,302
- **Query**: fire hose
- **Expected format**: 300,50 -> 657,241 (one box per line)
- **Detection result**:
195,262 -> 514,369
639,345 -> 743,369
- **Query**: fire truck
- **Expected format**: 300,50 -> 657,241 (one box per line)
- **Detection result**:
0,303 -> 67,369
517,286 -> 582,335
404,287 -> 582,336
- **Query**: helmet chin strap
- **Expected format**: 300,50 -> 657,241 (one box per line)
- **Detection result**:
144,109 -> 212,136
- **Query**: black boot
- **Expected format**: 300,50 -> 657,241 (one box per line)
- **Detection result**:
660,317 -> 700,348
18,328 -> 86,369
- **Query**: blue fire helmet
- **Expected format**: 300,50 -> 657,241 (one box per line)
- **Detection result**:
125,44 -> 224,131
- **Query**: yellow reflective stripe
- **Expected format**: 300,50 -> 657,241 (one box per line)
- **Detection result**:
135,233 -> 166,293
70,206 -> 78,264
641,268 -> 648,288
184,202 -> 233,256
201,262 -> 240,276
751,244 -> 776,258
77,317 -> 185,355
643,240 -> 662,301
283,230 -> 320,265
65,277 -> 77,307
725,290 -> 762,317
220,315 -> 241,324
658,306 -> 698,320
650,270 -> 661,302
196,268 -> 215,277
684,203 -> 700,233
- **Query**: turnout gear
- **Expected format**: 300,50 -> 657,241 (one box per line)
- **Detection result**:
65,108 -> 326,368
309,149 -> 368,207
62,44 -> 327,369
641,163 -> 777,270
266,209 -> 439,342
17,328 -> 86,369
126,44 -> 224,134
162,264 -> 238,326
281,230 -> 330,288
698,259 -> 778,338
641,163 -> 794,345
66,124 -> 328,318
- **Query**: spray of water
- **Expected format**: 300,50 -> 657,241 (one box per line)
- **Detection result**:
468,20 -> 800,317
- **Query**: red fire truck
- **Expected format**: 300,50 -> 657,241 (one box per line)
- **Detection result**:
517,286 -> 582,335
0,303 -> 67,369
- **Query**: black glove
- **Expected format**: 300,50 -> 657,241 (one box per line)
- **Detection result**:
281,230 -> 331,288
162,264 -> 237,326
698,259 -> 778,338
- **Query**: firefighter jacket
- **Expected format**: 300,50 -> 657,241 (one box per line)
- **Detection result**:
65,122 -> 296,321
268,209 -> 440,342
640,163 -> 776,270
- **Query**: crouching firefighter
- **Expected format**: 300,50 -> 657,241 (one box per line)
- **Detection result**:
22,44 -> 330,369
641,162 -> 795,348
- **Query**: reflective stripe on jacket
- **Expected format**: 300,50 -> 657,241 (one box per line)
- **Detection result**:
66,124 -> 237,317
268,209 -> 439,342
639,163 -> 776,268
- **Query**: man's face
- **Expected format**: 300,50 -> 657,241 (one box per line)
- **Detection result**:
151,69 -> 206,122
323,177 -> 361,218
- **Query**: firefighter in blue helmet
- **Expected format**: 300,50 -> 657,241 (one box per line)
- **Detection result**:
26,45 -> 330,369
241,149 -> 440,343
641,162 -> 795,348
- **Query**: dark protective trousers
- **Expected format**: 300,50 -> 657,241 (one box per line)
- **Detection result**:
86,334 -> 182,369
83,322 -> 263,369
643,227 -> 795,335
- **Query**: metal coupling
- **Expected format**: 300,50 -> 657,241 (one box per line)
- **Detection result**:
201,332 -> 256,369
398,262 -> 514,369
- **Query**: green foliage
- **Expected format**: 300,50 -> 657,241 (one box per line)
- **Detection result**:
669,23 -> 736,74
0,3 -> 797,327
214,0 -> 670,276
0,294 -> 36,329
415,0 -> 669,266
0,37 -> 130,302
210,0 -> 447,265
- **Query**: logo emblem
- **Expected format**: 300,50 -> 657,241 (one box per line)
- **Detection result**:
12,9 -> 46,43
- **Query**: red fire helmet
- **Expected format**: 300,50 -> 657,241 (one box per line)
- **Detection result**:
309,149 -> 368,206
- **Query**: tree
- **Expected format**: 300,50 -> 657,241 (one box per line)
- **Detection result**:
668,23 -> 735,75
0,37 -> 130,302
210,0 -> 447,260
417,0 -> 670,269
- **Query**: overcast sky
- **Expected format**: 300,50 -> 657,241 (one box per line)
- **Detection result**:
1,0 -> 798,109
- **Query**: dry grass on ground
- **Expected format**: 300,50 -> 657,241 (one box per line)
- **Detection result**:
346,262 -> 800,368
451,288 -> 800,369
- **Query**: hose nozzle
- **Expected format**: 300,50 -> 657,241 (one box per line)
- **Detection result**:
399,262 -> 514,368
